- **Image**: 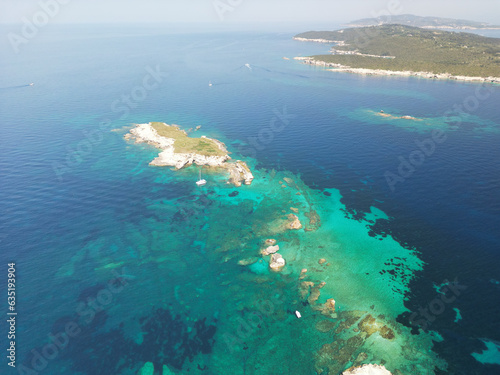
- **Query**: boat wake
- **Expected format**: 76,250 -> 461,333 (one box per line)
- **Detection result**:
0,84 -> 34,90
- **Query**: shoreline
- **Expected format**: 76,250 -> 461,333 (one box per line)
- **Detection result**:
294,57 -> 500,84
293,36 -> 340,43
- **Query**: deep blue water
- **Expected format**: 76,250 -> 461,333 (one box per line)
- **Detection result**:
1,25 -> 500,374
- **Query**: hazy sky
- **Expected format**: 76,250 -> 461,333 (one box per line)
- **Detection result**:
1,0 -> 499,27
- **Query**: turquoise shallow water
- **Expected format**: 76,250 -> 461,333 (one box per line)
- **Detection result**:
1,25 -> 500,374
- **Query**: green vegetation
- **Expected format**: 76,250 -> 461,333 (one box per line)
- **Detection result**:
347,14 -> 500,29
150,122 -> 226,157
296,25 -> 500,77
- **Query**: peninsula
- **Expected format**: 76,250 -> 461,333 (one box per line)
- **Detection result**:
294,24 -> 500,83
125,122 -> 254,186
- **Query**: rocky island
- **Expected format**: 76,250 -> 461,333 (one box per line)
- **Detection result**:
294,24 -> 500,83
125,122 -> 254,186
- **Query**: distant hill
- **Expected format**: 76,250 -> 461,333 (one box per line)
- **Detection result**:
294,25 -> 500,78
347,14 -> 500,29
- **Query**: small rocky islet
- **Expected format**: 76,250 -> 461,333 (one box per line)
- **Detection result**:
125,122 -> 254,187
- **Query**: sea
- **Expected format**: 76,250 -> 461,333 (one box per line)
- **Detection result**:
1,23 -> 499,375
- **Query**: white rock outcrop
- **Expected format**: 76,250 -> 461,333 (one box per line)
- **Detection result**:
261,245 -> 279,256
293,37 -> 339,43
151,149 -> 229,169
269,253 -> 286,271
295,57 -> 500,83
342,364 -> 392,375
287,214 -> 303,230
225,160 -> 254,186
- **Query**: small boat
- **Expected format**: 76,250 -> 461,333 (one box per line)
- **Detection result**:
29,83 -> 34,86
295,311 -> 302,319
196,169 -> 206,186
208,81 -> 212,87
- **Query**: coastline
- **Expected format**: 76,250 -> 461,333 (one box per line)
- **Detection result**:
294,56 -> 500,84
293,36 -> 339,43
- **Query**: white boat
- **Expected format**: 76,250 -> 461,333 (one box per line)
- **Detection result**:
295,310 -> 301,318
29,83 -> 34,86
208,81 -> 213,87
196,169 -> 206,186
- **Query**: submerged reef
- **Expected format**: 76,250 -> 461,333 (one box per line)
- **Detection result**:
25,299 -> 217,375
138,307 -> 217,371
43,158 -> 447,374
